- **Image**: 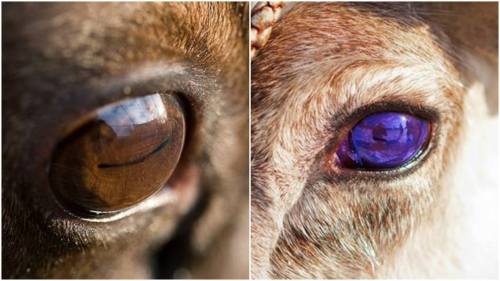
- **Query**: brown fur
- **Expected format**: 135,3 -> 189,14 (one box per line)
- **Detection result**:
251,3 -> 497,278
2,2 -> 248,278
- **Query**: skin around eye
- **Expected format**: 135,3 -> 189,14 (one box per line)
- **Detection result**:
335,112 -> 430,170
49,93 -> 185,216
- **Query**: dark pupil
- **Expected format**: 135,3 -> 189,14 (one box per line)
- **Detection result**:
336,112 -> 430,169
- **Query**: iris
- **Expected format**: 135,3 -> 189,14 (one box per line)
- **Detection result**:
335,112 -> 430,170
50,94 -> 185,215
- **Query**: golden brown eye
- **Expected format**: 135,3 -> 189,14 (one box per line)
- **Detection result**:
49,93 -> 185,216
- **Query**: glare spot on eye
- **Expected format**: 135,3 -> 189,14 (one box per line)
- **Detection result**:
98,94 -> 168,137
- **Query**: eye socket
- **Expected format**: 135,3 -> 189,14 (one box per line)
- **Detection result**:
334,112 -> 431,170
49,93 -> 185,216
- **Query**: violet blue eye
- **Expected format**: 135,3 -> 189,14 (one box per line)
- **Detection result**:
335,112 -> 431,170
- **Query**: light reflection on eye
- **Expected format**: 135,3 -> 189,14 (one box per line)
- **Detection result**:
49,93 -> 185,216
99,94 -> 168,137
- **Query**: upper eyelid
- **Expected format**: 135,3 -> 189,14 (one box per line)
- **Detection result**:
90,61 -> 210,108
55,61 -> 215,139
319,62 -> 444,147
321,64 -> 447,134
326,100 -> 440,136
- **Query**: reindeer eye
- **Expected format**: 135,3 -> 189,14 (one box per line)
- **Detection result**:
335,112 -> 430,170
49,93 -> 185,216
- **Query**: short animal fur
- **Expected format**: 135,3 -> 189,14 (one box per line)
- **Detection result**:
251,3 -> 498,278
2,2 -> 249,278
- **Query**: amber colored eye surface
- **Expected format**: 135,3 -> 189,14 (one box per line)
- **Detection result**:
50,94 -> 185,216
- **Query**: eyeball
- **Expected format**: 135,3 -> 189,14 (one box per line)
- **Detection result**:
49,93 -> 185,216
335,112 -> 431,170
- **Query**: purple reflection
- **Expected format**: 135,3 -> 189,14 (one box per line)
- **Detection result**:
336,112 -> 430,169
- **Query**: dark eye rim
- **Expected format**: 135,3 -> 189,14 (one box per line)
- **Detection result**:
318,100 -> 441,182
